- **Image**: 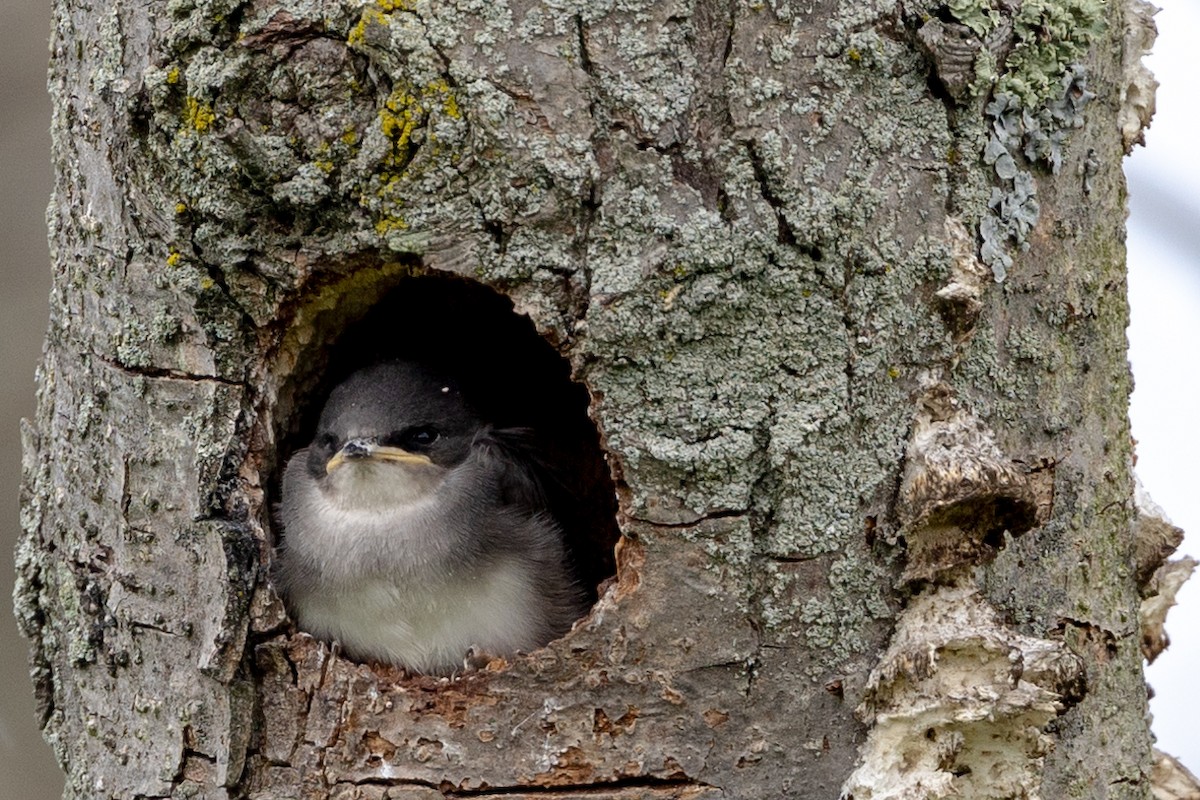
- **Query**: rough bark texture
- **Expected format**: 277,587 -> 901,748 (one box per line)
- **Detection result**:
16,0 -> 1164,798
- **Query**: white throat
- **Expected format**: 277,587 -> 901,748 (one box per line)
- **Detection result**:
323,459 -> 445,511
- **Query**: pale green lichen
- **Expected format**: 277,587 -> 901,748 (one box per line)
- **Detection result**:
944,0 -> 1105,103
999,0 -> 1106,107
271,163 -> 332,208
150,310 -> 182,345
579,115 -> 940,664
796,554 -> 895,673
116,316 -> 154,369
947,0 -> 1002,36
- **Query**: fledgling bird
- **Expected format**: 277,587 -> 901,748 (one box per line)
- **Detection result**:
276,360 -> 586,675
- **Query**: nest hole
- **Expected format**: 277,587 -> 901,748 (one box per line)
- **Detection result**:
270,269 -> 620,616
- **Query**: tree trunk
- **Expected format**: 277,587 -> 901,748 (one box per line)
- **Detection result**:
17,0 -> 1170,798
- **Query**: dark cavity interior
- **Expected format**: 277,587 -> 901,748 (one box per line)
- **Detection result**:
278,271 -> 619,605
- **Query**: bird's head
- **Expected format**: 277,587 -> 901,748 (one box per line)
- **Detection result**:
306,361 -> 483,509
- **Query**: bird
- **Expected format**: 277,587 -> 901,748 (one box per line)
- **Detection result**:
275,360 -> 587,675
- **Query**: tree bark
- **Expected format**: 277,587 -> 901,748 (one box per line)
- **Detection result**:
17,0 -> 1169,798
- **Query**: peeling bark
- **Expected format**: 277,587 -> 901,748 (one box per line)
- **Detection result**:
1150,750 -> 1200,800
18,0 -> 1166,798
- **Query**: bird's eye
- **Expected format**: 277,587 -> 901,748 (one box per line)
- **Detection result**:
389,426 -> 439,451
316,432 -> 338,451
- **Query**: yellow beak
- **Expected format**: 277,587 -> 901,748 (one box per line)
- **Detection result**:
325,442 -> 434,474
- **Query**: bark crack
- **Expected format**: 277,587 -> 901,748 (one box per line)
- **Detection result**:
766,554 -> 821,564
575,14 -> 594,78
720,2 -> 735,70
95,352 -> 245,386
408,4 -> 455,82
443,775 -> 719,797
329,775 -> 720,798
628,509 -> 747,529
742,140 -> 797,247
572,11 -> 603,313
129,620 -> 184,638
839,256 -> 858,416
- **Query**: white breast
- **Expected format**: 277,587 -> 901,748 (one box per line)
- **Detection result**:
279,447 -> 566,674
293,557 -> 544,673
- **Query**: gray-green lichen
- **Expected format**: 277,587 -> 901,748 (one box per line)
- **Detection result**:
930,0 -> 1105,281
999,0 -> 1106,106
979,68 -> 1094,279
942,0 -> 1106,108
947,0 -> 1003,37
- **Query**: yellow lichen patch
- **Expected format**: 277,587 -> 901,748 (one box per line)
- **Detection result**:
429,79 -> 461,119
314,141 -> 336,172
374,216 -> 409,235
184,97 -> 216,133
348,7 -> 390,47
363,78 -> 462,238
166,67 -> 181,85
341,128 -> 358,146
174,202 -> 187,215
380,87 -> 422,159
166,251 -> 182,267
377,79 -> 460,171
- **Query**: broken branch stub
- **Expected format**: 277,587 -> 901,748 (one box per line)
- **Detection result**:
895,387 -> 1039,583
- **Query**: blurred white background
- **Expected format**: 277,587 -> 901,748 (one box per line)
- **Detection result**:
1125,0 -> 1200,775
0,1 -> 1194,797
